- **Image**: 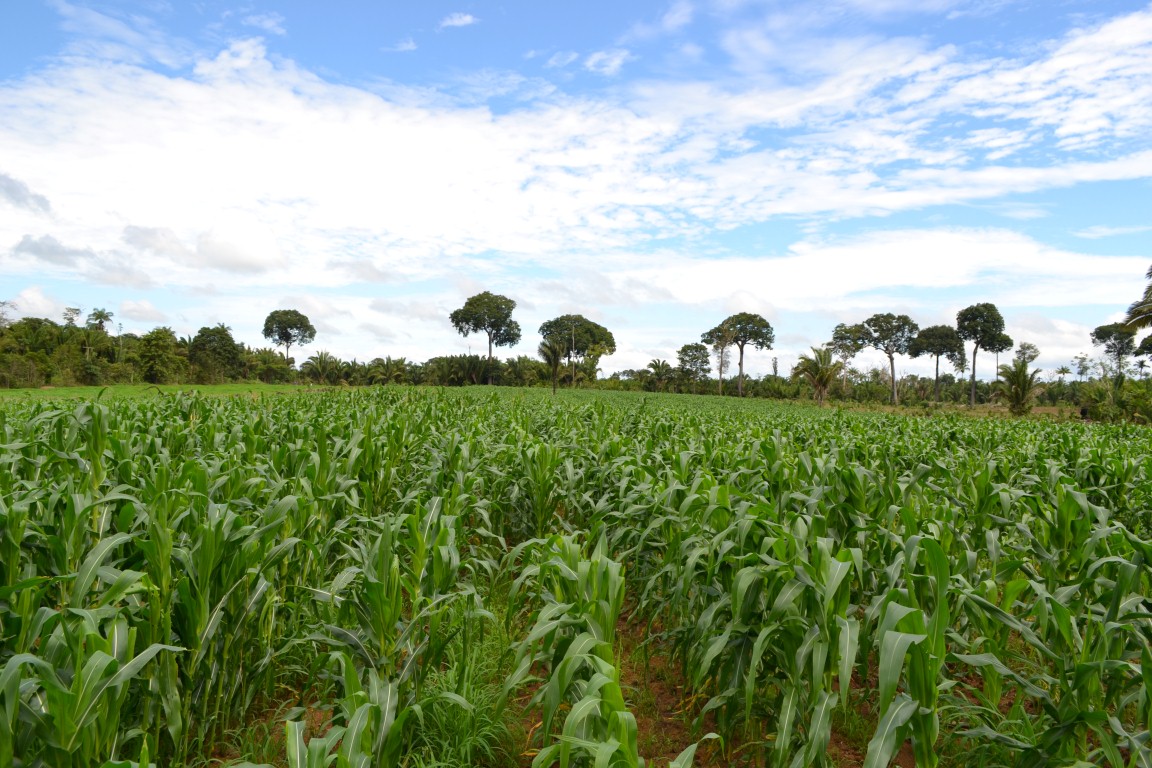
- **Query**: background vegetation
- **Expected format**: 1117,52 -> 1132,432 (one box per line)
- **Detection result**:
3,295 -> 1151,423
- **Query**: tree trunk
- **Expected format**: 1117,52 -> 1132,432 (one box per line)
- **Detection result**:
969,346 -> 978,406
717,348 -> 724,395
487,334 -> 494,385
737,342 -> 746,397
934,355 -> 941,402
888,353 -> 898,405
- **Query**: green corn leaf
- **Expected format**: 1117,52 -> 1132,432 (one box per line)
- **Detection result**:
877,631 -> 925,714
862,693 -> 918,768
836,615 -> 859,709
70,533 -> 132,608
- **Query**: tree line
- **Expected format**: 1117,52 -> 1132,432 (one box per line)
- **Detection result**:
3,282 -> 1151,420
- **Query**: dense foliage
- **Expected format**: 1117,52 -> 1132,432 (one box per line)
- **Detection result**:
2,388 -> 1151,767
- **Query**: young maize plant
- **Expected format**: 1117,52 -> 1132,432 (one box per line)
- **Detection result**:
3,387 -> 1152,768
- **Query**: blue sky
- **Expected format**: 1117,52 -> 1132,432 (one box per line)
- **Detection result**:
2,0 -> 1151,378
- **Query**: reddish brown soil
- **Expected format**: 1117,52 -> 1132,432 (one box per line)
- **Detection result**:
615,616 -> 723,766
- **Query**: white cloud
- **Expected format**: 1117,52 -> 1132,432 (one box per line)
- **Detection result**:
242,13 -> 286,36
383,38 -> 417,53
624,1 -> 695,41
1,7 -> 1150,370
0,173 -> 51,214
995,203 -> 1049,220
194,214 -> 285,273
662,1 -> 695,31
119,298 -> 167,322
51,1 -> 190,68
13,286 -> 62,319
584,49 -> 633,76
122,226 -> 191,258
546,51 -> 579,68
1074,225 -> 1152,239
12,234 -> 91,266
439,13 -> 479,29
605,227 -> 1146,313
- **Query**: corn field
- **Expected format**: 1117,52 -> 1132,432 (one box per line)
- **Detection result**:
1,388 -> 1150,767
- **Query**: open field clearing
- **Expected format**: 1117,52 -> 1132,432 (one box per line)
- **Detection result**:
2,387 -> 1151,767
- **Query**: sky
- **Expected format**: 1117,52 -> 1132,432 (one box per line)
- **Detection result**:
1,0 -> 1151,379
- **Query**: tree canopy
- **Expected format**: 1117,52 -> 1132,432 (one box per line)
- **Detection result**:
1124,264 -> 1152,330
701,312 -> 774,397
539,315 -> 616,365
189,324 -> 244,384
846,313 -> 919,405
793,346 -> 842,406
138,327 -> 181,384
450,292 -> 521,357
1013,342 -> 1040,365
908,325 -> 965,402
676,343 -> 711,392
957,303 -> 1007,406
86,308 -> 113,332
262,309 -> 316,364
1092,323 -> 1136,381
828,323 -> 868,364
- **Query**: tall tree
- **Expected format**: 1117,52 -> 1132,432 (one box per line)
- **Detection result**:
189,324 -> 243,384
957,303 -> 1007,406
538,340 -> 563,394
701,313 -> 774,397
987,332 -> 1014,370
1014,342 -> 1040,364
262,309 -> 316,365
137,327 -> 181,384
86,308 -> 113,332
647,359 -> 673,391
676,342 -> 711,393
449,291 -> 522,384
1091,323 -> 1137,383
908,325 -> 965,402
828,322 -> 867,389
704,323 -> 735,395
793,346 -> 843,406
1137,334 -> 1152,361
539,314 -> 615,387
853,313 -> 919,405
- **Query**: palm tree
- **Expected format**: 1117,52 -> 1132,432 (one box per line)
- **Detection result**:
1054,364 -> 1071,383
505,356 -> 539,387
792,346 -> 844,406
301,350 -> 340,385
647,359 -> 673,391
538,340 -> 563,394
993,358 -> 1045,416
1124,264 -> 1152,329
86,308 -> 113,332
